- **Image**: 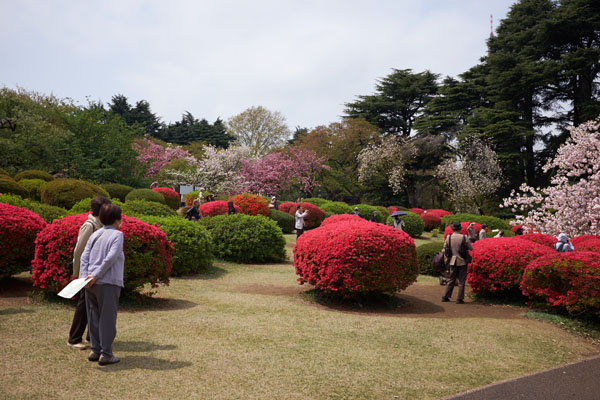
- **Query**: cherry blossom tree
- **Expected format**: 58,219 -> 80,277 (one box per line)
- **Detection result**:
357,136 -> 416,194
132,138 -> 195,177
502,118 -> 600,236
436,138 -> 503,214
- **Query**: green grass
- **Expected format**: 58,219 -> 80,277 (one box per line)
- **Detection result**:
0,234 -> 596,399
524,311 -> 600,342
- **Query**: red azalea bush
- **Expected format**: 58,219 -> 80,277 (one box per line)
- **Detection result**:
410,208 -> 424,215
199,200 -> 242,217
443,222 -> 482,239
321,214 -> 366,227
388,206 -> 398,214
510,224 -> 530,233
152,187 -> 180,209
521,252 -> 600,315
571,235 -> 600,246
421,213 -> 442,231
0,203 -> 47,278
467,237 -> 554,294
288,202 -> 326,229
32,213 -> 173,294
515,233 -> 557,248
424,209 -> 451,218
575,238 -> 600,252
278,202 -> 298,214
230,193 -> 269,216
294,221 -> 418,296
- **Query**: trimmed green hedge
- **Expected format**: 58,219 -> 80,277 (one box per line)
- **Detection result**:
320,201 -> 353,215
125,188 -> 166,204
18,178 -> 47,201
268,208 -> 295,234
386,211 -> 424,237
416,242 -> 444,276
138,215 -> 213,276
200,214 -> 286,263
375,206 -> 390,221
122,200 -> 177,217
101,183 -> 134,202
441,213 -> 510,231
351,204 -> 384,223
302,197 -> 330,208
14,170 -> 54,182
0,178 -> 28,198
41,179 -> 109,209
69,197 -> 125,215
0,194 -> 67,223
0,168 -> 10,177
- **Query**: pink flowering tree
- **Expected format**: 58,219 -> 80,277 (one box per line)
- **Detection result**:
133,138 -> 196,177
502,117 -> 600,236
239,147 -> 329,196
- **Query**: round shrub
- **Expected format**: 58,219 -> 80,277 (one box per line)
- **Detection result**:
0,203 -> 47,278
375,206 -> 390,221
32,214 -> 173,293
278,202 -> 298,214
294,221 -> 418,296
443,222 -> 482,240
0,168 -> 10,177
0,178 -> 28,198
0,194 -> 67,223
230,193 -> 269,216
410,208 -> 425,215
351,204 -> 384,222
41,179 -> 109,209
122,200 -> 177,217
320,201 -> 353,215
101,183 -> 133,202
421,213 -> 442,231
321,214 -> 366,227
575,239 -> 600,252
467,237 -> 554,294
416,241 -> 444,276
199,214 -> 286,263
268,208 -> 295,234
137,215 -> 213,276
152,187 -> 180,209
199,200 -> 242,217
302,197 -> 330,208
441,213 -> 509,231
424,209 -> 451,218
571,235 -> 600,247
515,233 -> 557,248
18,178 -> 47,201
288,202 -> 326,229
521,252 -> 600,315
14,170 -> 54,182
386,211 -> 425,238
125,188 -> 166,205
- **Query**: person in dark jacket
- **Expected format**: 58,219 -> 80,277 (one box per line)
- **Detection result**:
369,211 -> 378,222
186,199 -> 201,221
442,222 -> 473,304
227,201 -> 237,215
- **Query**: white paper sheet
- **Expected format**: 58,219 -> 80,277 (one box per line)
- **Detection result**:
57,277 -> 93,299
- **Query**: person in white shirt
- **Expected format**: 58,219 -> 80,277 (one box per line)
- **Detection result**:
295,206 -> 309,239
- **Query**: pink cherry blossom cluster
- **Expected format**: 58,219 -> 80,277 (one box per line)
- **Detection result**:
132,138 -> 196,177
502,118 -> 600,236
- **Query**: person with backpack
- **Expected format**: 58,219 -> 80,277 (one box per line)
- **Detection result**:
442,221 -> 473,304
555,233 -> 575,252
67,196 -> 111,350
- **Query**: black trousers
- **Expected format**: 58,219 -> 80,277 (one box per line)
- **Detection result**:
444,264 -> 468,301
68,290 -> 89,344
296,228 -> 304,239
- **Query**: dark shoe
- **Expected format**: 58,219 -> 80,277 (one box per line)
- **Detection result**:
98,355 -> 120,366
441,297 -> 450,302
456,299 -> 465,304
88,352 -> 100,362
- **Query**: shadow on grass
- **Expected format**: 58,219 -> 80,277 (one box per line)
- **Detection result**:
301,289 -> 444,315
0,308 -> 36,315
524,310 -> 600,343
469,288 -> 529,307
115,340 -> 177,352
178,264 -> 228,280
0,275 -> 34,298
119,295 -> 197,312
97,355 -> 192,371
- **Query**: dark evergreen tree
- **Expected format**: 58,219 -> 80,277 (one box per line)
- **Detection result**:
157,112 -> 235,148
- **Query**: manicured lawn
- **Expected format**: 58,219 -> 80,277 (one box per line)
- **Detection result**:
0,234 -> 596,399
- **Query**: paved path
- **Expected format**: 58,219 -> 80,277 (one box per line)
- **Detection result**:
443,355 -> 600,400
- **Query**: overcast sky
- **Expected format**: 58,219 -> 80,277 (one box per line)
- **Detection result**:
1,0 -> 516,130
